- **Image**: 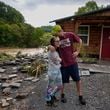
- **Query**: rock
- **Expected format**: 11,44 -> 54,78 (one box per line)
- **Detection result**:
3,61 -> 11,65
31,92 -> 35,94
4,60 -> 17,66
9,60 -> 17,65
0,83 -> 1,86
11,70 -> 18,74
22,62 -> 29,65
15,58 -> 21,62
12,99 -> 16,103
12,67 -> 18,70
1,99 -> 9,107
24,77 -> 34,81
6,97 -> 13,101
1,76 -> 9,80
0,101 -> 2,105
32,78 -> 40,82
0,68 -> 5,73
44,75 -> 48,81
20,69 -> 28,73
2,83 -> 10,88
14,79 -> 23,83
16,66 -> 22,71
15,92 -> 28,99
24,65 -> 31,69
1,66 -> 7,69
0,62 -> 3,66
0,74 -> 1,78
10,82 -> 21,88
9,74 -> 18,79
2,87 -> 11,96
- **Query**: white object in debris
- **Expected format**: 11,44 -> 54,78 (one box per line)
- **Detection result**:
24,77 -> 34,81
1,99 -> 9,107
10,82 -> 21,88
2,83 -> 10,88
9,74 -> 17,79
32,78 -> 40,82
80,70 -> 90,76
6,97 -> 13,101
0,68 -> 5,73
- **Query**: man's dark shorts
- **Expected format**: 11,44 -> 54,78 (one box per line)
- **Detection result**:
61,63 -> 80,83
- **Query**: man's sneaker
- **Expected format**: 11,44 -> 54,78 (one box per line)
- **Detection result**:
79,96 -> 86,105
61,94 -> 67,103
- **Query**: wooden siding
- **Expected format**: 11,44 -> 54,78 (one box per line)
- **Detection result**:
57,21 -> 102,55
55,10 -> 110,56
84,25 -> 101,55
91,10 -> 110,16
56,21 -> 75,32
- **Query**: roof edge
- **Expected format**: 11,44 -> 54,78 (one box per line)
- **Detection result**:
50,6 -> 110,23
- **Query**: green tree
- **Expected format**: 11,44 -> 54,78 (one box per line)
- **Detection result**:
75,1 -> 100,15
41,26 -> 53,32
0,1 -> 25,23
0,1 -> 54,48
40,33 -> 52,46
32,27 -> 45,47
0,24 -> 14,46
21,23 -> 35,47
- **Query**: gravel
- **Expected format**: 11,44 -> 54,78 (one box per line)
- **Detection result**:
1,73 -> 110,110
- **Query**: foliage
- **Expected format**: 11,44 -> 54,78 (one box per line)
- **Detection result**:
0,53 -> 14,61
79,45 -> 98,63
40,33 -> 53,46
0,22 -> 35,47
81,57 -> 97,64
0,1 -> 53,48
75,1 -> 103,15
41,26 -> 53,32
26,59 -> 47,77
32,27 -> 53,47
0,1 -> 24,23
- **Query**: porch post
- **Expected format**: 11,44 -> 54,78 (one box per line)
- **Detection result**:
99,25 -> 103,59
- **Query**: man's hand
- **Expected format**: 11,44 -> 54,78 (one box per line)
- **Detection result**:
73,51 -> 79,58
73,38 -> 82,58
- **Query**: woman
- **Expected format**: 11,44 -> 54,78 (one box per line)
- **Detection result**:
45,37 -> 63,106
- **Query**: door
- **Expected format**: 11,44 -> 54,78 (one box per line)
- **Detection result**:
101,27 -> 110,60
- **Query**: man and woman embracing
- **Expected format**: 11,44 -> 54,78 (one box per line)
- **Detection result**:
45,25 -> 86,106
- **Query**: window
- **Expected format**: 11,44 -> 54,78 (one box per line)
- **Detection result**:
78,25 -> 89,45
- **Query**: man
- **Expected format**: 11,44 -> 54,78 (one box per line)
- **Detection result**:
52,25 -> 86,105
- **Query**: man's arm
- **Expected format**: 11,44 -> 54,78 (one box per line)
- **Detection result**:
73,38 -> 82,57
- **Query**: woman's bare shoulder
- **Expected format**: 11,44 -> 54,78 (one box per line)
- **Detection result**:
48,45 -> 55,52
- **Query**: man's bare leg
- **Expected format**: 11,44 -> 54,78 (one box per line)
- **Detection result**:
76,80 -> 86,105
60,84 -> 67,103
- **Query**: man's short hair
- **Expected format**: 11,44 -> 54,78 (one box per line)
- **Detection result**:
52,25 -> 62,35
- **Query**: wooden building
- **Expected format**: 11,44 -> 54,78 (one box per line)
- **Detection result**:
50,7 -> 110,60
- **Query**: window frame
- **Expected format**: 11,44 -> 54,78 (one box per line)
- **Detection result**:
77,25 -> 90,46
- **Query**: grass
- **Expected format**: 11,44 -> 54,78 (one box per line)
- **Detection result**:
81,57 -> 98,63
0,53 -> 14,62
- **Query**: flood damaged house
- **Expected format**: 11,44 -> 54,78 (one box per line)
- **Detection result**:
50,7 -> 110,60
